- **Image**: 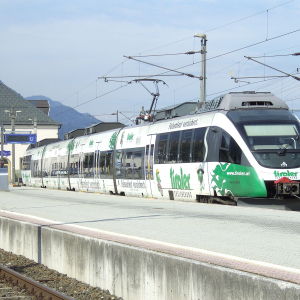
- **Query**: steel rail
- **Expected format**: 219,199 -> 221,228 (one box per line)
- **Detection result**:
0,263 -> 74,300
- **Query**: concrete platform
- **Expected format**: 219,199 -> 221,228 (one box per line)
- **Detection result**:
1,187 -> 300,299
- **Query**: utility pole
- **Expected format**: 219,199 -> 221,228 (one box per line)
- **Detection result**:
29,117 -> 38,134
194,34 -> 207,105
34,117 -> 37,134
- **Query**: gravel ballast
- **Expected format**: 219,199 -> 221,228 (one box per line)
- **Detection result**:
0,248 -> 123,300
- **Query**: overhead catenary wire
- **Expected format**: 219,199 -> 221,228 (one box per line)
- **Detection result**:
247,53 -> 300,58
53,0 -> 296,114
133,0 -> 295,56
169,28 -> 300,75
128,50 -> 203,58
51,3 -> 299,119
105,27 -> 300,84
52,83 -> 130,117
119,27 -> 300,85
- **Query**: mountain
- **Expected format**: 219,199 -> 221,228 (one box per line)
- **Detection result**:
26,96 -> 100,140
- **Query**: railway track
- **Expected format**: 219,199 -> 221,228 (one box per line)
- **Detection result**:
0,263 -> 74,300
0,248 -> 122,300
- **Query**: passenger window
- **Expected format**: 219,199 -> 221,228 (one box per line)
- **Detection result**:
221,133 -> 230,149
88,154 -> 94,176
155,133 -> 169,164
125,151 -> 133,179
167,131 -> 180,163
192,128 -> 206,162
219,131 -> 242,164
100,154 -> 106,176
179,130 -> 192,163
133,151 -> 143,179
116,148 -> 144,179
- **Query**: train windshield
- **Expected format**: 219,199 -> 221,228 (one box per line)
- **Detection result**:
227,109 -> 300,168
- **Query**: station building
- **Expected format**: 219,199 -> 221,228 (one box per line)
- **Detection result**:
0,81 -> 60,182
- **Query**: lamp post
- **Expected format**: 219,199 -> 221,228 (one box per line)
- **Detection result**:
29,117 -> 37,134
5,107 -> 21,183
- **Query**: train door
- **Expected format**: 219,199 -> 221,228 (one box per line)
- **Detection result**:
78,141 -> 87,190
57,154 -> 61,189
79,150 -> 84,182
41,147 -> 45,188
145,136 -> 155,197
94,143 -> 101,191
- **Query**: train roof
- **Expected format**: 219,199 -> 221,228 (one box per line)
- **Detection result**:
24,91 -> 290,152
197,91 -> 289,113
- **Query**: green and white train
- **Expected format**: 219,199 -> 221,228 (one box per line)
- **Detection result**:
21,92 -> 300,209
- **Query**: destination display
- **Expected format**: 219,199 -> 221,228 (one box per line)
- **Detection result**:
4,134 -> 37,144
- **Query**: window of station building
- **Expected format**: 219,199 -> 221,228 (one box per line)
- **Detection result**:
155,133 -> 169,164
219,131 -> 242,164
179,130 -> 192,163
192,127 -> 206,162
167,131 -> 180,163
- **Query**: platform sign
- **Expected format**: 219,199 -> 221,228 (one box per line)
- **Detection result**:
4,134 -> 37,144
0,151 -> 11,156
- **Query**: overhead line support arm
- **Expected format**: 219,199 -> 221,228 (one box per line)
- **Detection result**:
245,56 -> 300,81
124,56 -> 200,79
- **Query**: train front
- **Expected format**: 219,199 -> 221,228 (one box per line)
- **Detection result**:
228,106 -> 300,210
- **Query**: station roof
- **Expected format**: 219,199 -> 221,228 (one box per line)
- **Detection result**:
84,122 -> 124,135
0,81 -> 60,127
155,101 -> 199,121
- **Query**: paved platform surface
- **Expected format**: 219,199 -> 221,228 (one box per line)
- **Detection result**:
1,187 -> 300,284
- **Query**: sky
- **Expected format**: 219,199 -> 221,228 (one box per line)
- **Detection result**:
1,0 -> 300,124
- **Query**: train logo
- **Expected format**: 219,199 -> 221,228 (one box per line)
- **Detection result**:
120,131 -> 125,147
109,132 -> 117,150
170,167 -> 190,190
156,169 -> 163,196
197,164 -> 205,192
